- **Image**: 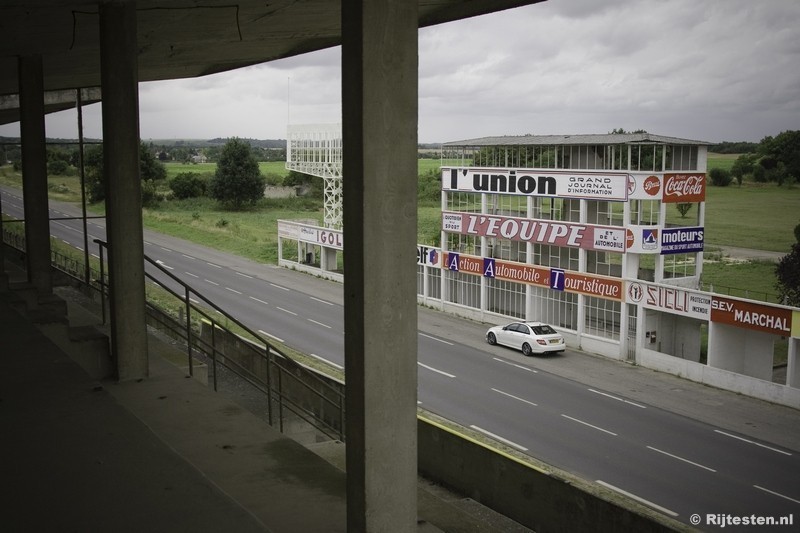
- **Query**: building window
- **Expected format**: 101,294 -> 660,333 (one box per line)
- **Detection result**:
533,244 -> 579,271
487,278 -> 526,319
445,270 -> 481,309
584,296 -> 621,340
666,145 -> 699,171
630,199 -> 660,225
530,286 -> 577,330
488,193 -> 527,218
663,253 -> 697,279
586,250 -> 623,277
446,191 -> 481,213
446,233 -> 479,255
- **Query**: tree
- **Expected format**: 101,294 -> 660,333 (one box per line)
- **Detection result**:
675,203 -> 693,219
82,141 -> 166,203
754,130 -> 800,185
208,138 -> 266,209
775,223 -> 800,307
731,153 -> 756,186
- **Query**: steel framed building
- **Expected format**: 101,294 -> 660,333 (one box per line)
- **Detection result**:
423,133 -> 709,360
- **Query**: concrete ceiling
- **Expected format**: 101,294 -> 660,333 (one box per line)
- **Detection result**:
0,0 -> 543,126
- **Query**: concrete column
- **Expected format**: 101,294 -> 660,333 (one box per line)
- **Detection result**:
341,1 -> 418,531
100,1 -> 148,380
18,55 -> 52,296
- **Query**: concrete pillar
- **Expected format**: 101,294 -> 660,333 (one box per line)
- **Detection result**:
18,55 -> 52,296
99,1 -> 148,380
341,1 -> 418,531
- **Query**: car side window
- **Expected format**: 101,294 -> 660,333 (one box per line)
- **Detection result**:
517,325 -> 530,335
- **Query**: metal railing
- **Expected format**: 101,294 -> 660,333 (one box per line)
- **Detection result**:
93,239 -> 345,441
1,223 -> 345,441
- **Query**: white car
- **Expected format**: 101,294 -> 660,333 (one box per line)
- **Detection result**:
486,321 -> 565,356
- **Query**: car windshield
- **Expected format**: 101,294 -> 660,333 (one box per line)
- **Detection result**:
531,325 -> 557,335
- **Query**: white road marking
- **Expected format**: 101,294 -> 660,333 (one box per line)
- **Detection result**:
276,306 -> 297,316
493,357 -> 538,373
270,283 -> 290,291
596,480 -> 678,517
91,253 -> 99,259
561,414 -> 617,436
309,353 -> 343,370
204,279 -> 219,286
249,296 -> 269,305
714,430 -> 792,456
310,296 -> 334,306
155,259 -> 173,270
206,262 -> 222,268
491,388 -> 538,407
588,388 -> 646,409
419,332 -> 454,345
753,485 -> 800,504
307,319 -> 332,329
160,246 -> 172,252
417,362 -> 455,378
258,329 -> 284,343
235,271 -> 253,279
185,271 -> 198,278
182,254 -> 196,260
646,446 -> 716,472
225,287 -> 242,295
189,298 -> 199,304
470,425 -> 528,451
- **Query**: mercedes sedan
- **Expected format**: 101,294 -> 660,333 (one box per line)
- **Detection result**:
486,321 -> 566,356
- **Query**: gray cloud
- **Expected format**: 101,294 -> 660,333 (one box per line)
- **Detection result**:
3,0 -> 798,143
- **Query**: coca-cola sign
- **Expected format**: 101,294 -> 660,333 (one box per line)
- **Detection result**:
663,173 -> 706,203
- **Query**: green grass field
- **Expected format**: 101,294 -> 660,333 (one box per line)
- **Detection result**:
1,153 -> 796,299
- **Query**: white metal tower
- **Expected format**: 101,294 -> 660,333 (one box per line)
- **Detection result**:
285,124 -> 343,230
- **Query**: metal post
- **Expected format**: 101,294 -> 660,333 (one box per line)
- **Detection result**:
185,286 -> 193,376
76,89 -> 91,286
265,344 -> 273,426
98,242 -> 106,324
211,324 -> 218,391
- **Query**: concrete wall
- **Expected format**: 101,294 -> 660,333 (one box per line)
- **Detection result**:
194,325 -> 688,531
417,415 -> 688,533
640,348 -> 800,409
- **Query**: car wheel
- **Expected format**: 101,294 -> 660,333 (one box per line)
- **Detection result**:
522,343 -> 532,356
487,332 -> 497,345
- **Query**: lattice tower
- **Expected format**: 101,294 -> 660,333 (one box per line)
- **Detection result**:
286,124 -> 343,230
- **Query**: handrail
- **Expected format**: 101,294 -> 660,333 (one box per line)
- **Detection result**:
92,238 -> 345,441
0,221 -> 345,441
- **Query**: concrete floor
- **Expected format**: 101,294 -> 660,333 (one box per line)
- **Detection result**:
0,260 -> 529,533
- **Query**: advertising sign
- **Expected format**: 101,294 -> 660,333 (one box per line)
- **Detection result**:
661,227 -> 704,255
483,258 -> 549,286
627,173 -> 663,200
417,245 -> 441,267
277,220 -> 343,250
663,173 -> 706,203
711,296 -> 792,336
443,252 -> 622,300
442,211 -> 626,252
627,282 -> 711,320
442,167 -> 628,201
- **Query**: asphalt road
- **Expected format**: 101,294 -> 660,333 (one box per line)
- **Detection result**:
2,185 -> 799,531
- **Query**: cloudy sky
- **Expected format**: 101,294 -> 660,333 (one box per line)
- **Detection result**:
3,0 -> 799,144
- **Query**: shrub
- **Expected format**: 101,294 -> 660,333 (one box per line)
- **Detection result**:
709,167 -> 732,187
170,172 -> 207,199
